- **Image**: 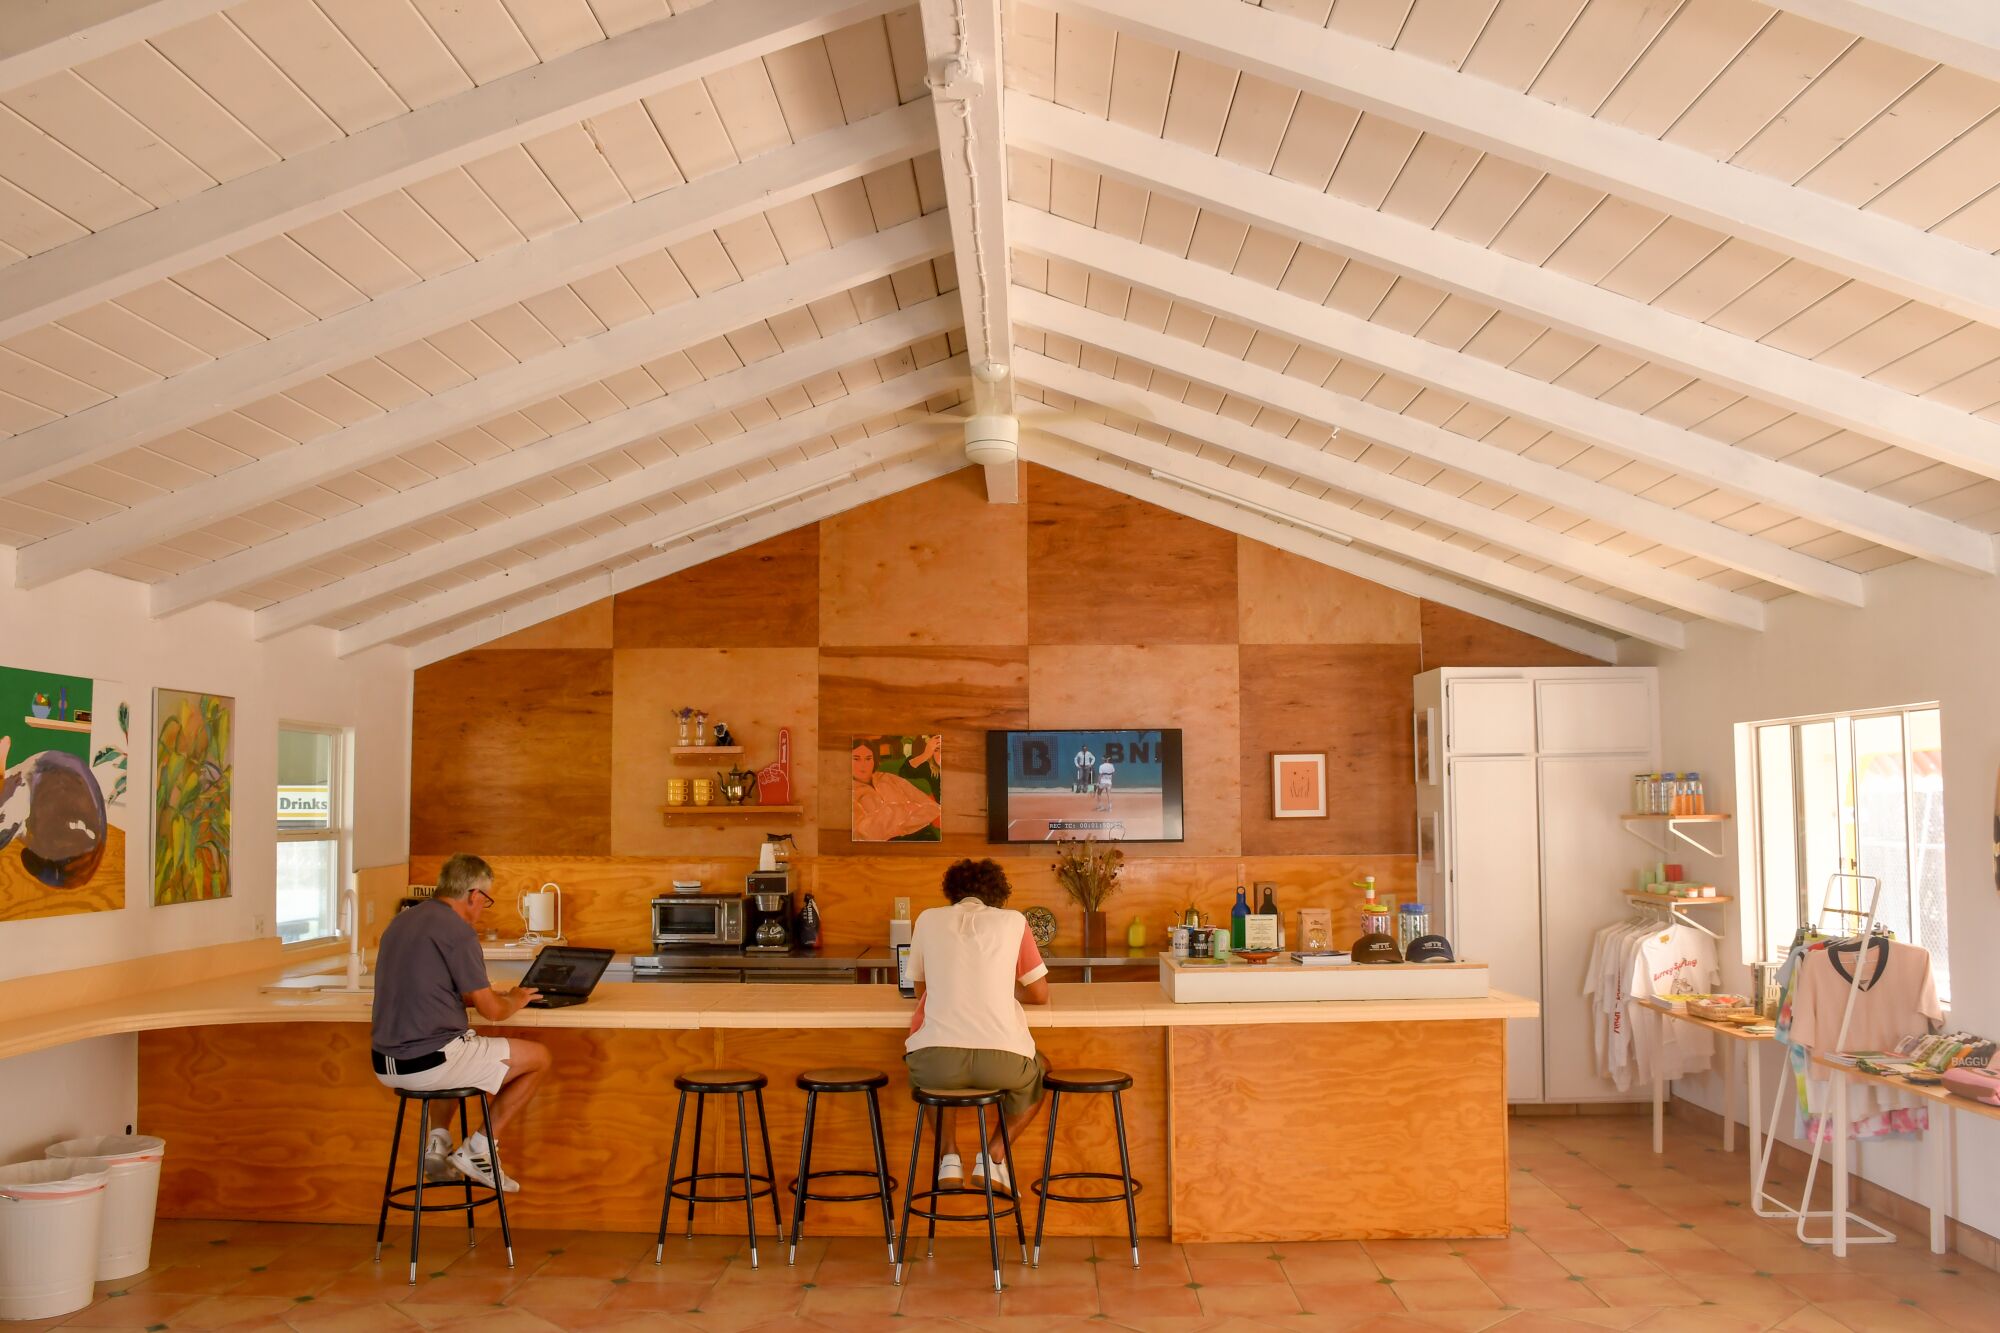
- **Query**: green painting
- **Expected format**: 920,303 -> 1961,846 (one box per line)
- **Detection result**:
153,688 -> 233,906
0,665 -> 132,922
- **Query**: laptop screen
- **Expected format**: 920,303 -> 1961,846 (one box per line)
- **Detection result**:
895,943 -> 914,999
522,946 -> 614,995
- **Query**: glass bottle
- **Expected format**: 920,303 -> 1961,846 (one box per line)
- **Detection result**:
1230,886 -> 1250,950
1258,883 -> 1281,949
797,892 -> 822,951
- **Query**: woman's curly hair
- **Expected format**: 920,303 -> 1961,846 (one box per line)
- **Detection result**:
941,858 -> 1012,906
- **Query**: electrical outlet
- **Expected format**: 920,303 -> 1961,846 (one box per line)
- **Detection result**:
253,912 -> 268,936
365,901 -> 376,925
893,896 -> 910,920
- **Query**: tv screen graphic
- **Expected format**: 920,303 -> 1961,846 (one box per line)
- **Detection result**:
985,729 -> 1185,843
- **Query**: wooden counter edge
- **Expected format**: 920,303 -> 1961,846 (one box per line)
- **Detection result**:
4,970 -> 1537,1063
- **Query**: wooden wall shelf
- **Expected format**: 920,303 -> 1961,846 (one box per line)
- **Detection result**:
1625,893 -> 1734,906
660,804 -> 803,820
670,745 -> 744,757
1620,813 -> 1731,823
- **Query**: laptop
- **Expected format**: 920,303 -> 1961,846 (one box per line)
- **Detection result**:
520,946 -> 615,1008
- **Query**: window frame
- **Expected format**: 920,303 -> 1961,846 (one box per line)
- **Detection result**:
1746,701 -> 1948,1003
276,720 -> 352,947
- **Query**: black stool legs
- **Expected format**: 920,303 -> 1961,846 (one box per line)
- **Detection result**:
894,1090 -> 1027,1293
1030,1074 -> 1141,1269
372,1088 -> 513,1286
654,1072 -> 778,1269
785,1077 -> 897,1265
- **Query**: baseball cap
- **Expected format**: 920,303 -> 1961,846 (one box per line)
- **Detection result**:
1351,932 -> 1403,964
1405,934 -> 1455,964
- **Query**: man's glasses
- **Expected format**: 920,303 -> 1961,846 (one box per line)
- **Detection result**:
470,887 -> 495,907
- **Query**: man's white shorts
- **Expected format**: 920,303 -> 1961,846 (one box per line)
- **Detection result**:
375,1031 -> 513,1096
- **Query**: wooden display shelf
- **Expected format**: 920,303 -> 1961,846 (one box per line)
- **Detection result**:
1620,812 -> 1731,822
1625,892 -> 1734,906
669,745 -> 744,758
660,803 -> 802,819
23,715 -> 91,733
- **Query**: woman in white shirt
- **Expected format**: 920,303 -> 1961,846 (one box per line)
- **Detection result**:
904,859 -> 1051,1193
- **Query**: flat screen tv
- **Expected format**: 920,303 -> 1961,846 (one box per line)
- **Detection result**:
985,729 -> 1185,843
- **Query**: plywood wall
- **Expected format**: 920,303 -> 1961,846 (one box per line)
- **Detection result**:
409,465 -> 1589,948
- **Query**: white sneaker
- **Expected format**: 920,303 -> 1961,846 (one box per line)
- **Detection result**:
448,1133 -> 519,1193
969,1153 -> 1011,1194
936,1152 -> 963,1190
421,1128 -> 455,1183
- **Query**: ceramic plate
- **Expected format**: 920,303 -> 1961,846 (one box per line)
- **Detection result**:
1024,906 -> 1058,947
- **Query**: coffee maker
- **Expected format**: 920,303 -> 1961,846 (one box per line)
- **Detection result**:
744,871 -> 794,953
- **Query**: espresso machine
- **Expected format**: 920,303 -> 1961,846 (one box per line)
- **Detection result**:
744,871 -> 794,953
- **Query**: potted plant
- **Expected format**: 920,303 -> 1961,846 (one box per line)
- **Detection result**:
1052,836 -> 1124,955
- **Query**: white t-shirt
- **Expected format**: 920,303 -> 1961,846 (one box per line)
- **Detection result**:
1096,762 -> 1115,787
905,898 -> 1048,1059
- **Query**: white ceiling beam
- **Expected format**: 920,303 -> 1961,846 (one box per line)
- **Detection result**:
1054,0 -> 2000,332
0,100 -> 934,497
25,216 -> 951,594
258,361 -> 964,640
0,0 -> 900,342
403,450 -> 967,667
1028,427 -> 1686,648
1767,3 -> 2000,86
0,0 -> 231,94
1010,96 -> 2000,486
150,296 -> 959,616
918,0 -> 1017,502
339,431 -> 954,657
1020,437 -> 1617,661
1012,209 -> 1994,575
1019,352 -> 1762,630
1015,289 -> 1865,605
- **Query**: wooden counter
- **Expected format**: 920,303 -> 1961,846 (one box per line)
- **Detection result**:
34,962 -> 1532,1244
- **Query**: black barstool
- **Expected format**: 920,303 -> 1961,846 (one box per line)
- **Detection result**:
787,1067 -> 897,1264
654,1068 -> 781,1268
1030,1068 -> 1140,1268
894,1086 -> 1027,1292
371,1086 -> 513,1285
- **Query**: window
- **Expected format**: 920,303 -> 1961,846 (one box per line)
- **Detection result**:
276,724 -> 350,944
1749,705 -> 1948,1001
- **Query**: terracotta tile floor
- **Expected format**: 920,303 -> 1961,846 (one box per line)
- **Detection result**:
25,1114 -> 1998,1331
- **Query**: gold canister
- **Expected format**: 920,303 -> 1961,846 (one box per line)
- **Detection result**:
690,778 -> 714,807
665,778 -> 690,806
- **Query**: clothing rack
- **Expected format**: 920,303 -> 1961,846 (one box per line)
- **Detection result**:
1776,873 -> 1898,1249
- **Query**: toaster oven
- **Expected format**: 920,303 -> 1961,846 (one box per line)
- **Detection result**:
650,893 -> 744,950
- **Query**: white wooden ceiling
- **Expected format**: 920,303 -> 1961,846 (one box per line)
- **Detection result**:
3,0 -> 1999,664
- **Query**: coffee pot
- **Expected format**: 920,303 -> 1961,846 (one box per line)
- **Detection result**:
716,765 -> 758,805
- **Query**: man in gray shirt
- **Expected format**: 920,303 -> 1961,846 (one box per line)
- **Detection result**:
371,853 -> 549,1192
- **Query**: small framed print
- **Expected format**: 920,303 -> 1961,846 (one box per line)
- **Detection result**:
1272,752 -> 1327,819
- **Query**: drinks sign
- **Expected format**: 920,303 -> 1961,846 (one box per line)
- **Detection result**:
278,784 -> 330,828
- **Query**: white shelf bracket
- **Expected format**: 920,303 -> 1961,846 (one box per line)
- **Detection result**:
1622,817 -> 1728,859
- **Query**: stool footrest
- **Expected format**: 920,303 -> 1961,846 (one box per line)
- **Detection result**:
667,1170 -> 776,1206
383,1181 -> 503,1214
1031,1170 -> 1143,1207
787,1168 -> 897,1204
903,1185 -> 1021,1224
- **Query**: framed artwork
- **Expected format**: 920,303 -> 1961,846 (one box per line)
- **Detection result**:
1271,752 -> 1327,819
153,688 -> 234,905
1419,812 -> 1440,870
851,733 -> 942,842
1414,707 -> 1439,786
0,666 -> 133,922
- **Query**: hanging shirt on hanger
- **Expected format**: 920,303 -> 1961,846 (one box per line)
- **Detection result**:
1783,936 -> 1940,1142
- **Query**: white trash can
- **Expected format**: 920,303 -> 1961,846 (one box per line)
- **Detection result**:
0,1159 -> 108,1321
44,1136 -> 165,1281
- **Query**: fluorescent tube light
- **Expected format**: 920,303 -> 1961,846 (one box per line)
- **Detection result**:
1146,469 -> 1353,544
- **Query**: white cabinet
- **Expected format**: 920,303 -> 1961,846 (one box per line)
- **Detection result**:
1445,678 -> 1535,754
1418,667 -> 1658,1104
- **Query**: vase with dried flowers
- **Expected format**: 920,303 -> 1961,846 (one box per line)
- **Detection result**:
1052,836 -> 1124,955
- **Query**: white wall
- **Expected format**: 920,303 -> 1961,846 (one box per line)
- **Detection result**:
0,549 -> 410,1155
1626,556 -> 2000,1240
